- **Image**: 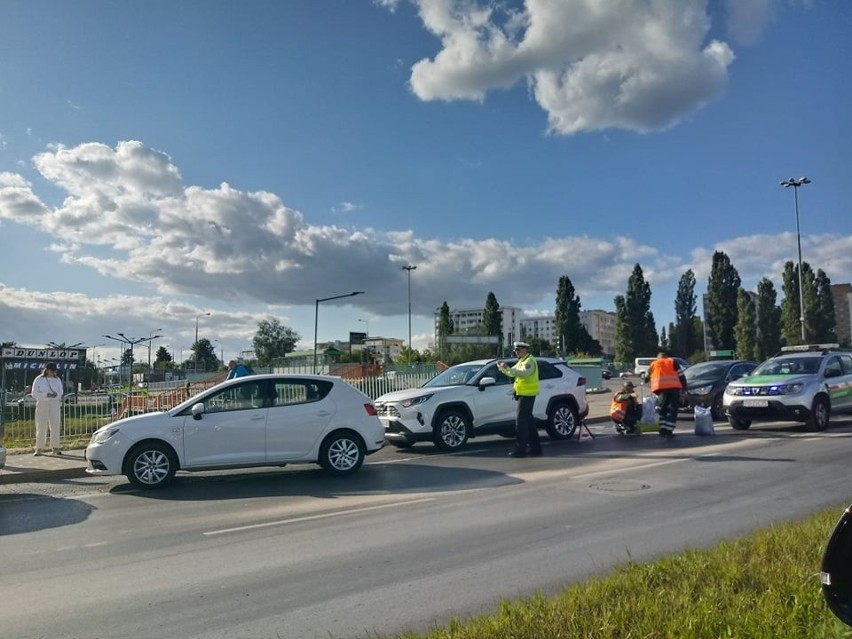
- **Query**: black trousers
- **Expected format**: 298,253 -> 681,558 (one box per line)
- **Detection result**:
515,395 -> 541,452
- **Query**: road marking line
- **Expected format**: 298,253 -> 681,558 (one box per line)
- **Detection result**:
203,497 -> 436,536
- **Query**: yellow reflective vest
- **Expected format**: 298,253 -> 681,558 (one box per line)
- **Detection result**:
505,354 -> 539,396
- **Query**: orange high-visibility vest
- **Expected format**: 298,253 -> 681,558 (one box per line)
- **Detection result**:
650,357 -> 682,392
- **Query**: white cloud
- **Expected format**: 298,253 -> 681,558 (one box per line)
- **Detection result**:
391,0 -> 740,134
2,140 -> 850,339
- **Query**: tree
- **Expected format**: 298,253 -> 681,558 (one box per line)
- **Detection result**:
252,318 -> 300,367
153,346 -> 173,371
780,261 -> 801,345
482,292 -> 502,353
192,338 -> 218,372
436,301 -> 454,361
555,275 -> 585,356
706,251 -> 741,351
672,270 -> 699,358
756,277 -> 782,361
812,269 -> 837,343
614,264 -> 658,362
734,289 -> 757,361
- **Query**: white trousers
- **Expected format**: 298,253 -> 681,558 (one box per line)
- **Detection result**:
35,398 -> 62,450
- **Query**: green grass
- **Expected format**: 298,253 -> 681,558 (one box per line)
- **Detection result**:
371,504 -> 852,639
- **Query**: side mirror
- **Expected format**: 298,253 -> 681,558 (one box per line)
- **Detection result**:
191,402 -> 205,421
821,504 -> 852,626
479,376 -> 496,390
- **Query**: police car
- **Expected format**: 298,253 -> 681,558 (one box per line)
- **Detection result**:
723,344 -> 852,431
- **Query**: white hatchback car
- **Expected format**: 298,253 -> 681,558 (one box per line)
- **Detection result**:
375,357 -> 588,451
86,374 -> 385,489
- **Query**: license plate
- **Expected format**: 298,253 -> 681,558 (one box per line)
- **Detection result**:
743,399 -> 768,408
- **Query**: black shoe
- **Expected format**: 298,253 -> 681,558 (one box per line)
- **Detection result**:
658,429 -> 676,439
508,449 -> 527,458
529,449 -> 543,457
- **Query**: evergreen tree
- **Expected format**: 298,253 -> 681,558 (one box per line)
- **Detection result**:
734,289 -> 757,360
780,261 -> 801,345
482,292 -> 502,353
252,318 -> 300,367
706,251 -> 741,350
192,338 -> 218,372
613,264 -> 658,362
673,269 -> 698,358
436,301 -> 454,361
555,275 -> 585,355
780,261 -> 822,345
812,268 -> 837,343
756,277 -> 782,360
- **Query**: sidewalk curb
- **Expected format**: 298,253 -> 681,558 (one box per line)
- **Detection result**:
0,466 -> 88,485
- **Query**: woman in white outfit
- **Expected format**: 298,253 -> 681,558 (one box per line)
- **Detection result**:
31,362 -> 64,455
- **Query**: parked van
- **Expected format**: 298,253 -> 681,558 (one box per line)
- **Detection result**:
635,356 -> 690,382
634,357 -> 655,381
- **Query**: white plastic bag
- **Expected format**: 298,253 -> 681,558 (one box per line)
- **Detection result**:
694,405 -> 715,436
641,394 -> 658,425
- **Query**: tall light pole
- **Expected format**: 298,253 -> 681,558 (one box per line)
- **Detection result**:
402,265 -> 417,365
214,339 -> 224,367
147,328 -> 162,388
103,333 -> 160,388
358,318 -> 369,336
194,312 -> 211,373
314,291 -> 365,373
780,177 -> 811,343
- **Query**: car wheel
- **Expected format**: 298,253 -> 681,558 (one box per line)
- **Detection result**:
546,402 -> 578,440
319,431 -> 365,475
432,409 -> 470,451
806,396 -> 830,432
710,394 -> 725,421
728,415 -> 751,431
125,442 -> 177,490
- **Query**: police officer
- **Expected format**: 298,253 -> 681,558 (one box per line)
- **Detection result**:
498,341 -> 541,457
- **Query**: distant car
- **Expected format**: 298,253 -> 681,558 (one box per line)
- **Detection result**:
724,344 -> 852,431
85,374 -> 386,489
635,356 -> 689,383
601,369 -> 612,380
374,357 -> 588,451
16,392 -> 78,406
679,360 -> 758,420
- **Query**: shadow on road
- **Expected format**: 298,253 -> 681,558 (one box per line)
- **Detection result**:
0,493 -> 95,535
118,461 -> 522,501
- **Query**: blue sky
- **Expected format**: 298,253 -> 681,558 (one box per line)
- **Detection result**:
1,0 -> 849,367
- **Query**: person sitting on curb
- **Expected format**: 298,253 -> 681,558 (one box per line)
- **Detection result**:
610,380 -> 642,435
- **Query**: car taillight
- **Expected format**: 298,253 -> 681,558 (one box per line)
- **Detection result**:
577,376 -> 587,387
364,403 -> 378,416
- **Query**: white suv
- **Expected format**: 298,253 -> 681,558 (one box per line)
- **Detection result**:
374,358 -> 588,451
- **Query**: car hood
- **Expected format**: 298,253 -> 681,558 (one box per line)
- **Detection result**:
376,385 -> 464,403
97,410 -> 168,433
728,374 -> 812,387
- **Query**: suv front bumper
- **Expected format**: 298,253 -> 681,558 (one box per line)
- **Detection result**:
726,399 -> 813,423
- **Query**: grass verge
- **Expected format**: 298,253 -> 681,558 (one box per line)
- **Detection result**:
375,503 -> 852,639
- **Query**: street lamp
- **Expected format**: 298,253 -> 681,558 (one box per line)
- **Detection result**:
780,176 -> 811,343
103,332 -> 162,388
147,328 -> 162,388
402,265 -> 417,365
314,291 -> 365,373
214,339 -> 224,367
358,318 -> 369,336
194,312 -> 211,373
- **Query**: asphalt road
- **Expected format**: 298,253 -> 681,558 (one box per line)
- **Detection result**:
2,417 -> 851,639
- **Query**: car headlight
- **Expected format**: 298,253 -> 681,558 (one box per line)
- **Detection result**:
778,383 -> 804,395
690,385 -> 712,396
399,394 -> 434,408
92,427 -> 121,444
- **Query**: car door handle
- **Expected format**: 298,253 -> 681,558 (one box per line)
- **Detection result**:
250,415 -> 266,421
316,410 -> 332,416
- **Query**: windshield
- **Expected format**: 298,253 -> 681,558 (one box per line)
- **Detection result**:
684,361 -> 729,381
423,363 -> 486,388
753,356 -> 820,376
